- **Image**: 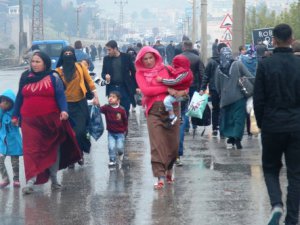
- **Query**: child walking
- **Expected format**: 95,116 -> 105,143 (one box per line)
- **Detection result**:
100,91 -> 128,167
156,55 -> 193,126
0,89 -> 22,188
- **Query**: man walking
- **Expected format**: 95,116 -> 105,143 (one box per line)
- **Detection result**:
253,24 -> 300,225
101,40 -> 137,116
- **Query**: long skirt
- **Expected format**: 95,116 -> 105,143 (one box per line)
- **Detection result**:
220,98 -> 246,140
68,98 -> 91,153
22,112 -> 81,184
147,102 -> 180,177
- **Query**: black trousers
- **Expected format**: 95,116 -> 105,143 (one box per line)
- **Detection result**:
68,99 -> 91,154
210,90 -> 220,131
261,131 -> 300,225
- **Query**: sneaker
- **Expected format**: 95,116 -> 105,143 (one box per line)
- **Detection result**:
51,183 -> 62,191
212,130 -> 218,137
226,138 -> 235,149
22,186 -> 34,195
118,153 -> 124,162
108,161 -> 116,167
170,116 -> 178,125
78,158 -> 84,166
0,180 -> 9,188
13,181 -> 21,188
267,205 -> 283,225
175,158 -> 183,167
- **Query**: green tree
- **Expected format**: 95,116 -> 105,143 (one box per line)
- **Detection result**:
245,3 -> 277,43
276,1 -> 300,39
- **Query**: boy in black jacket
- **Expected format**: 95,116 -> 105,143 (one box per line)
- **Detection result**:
253,24 -> 300,225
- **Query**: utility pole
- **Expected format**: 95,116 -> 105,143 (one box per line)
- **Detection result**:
19,0 -> 27,63
192,0 -> 196,43
32,0 -> 44,41
114,0 -> 128,40
200,0 -> 207,64
232,0 -> 245,56
186,16 -> 191,37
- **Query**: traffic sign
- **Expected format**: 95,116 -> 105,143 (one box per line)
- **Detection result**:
222,28 -> 232,41
220,13 -> 233,28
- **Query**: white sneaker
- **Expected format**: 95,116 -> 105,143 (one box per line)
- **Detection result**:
267,205 -> 283,225
108,161 -> 116,167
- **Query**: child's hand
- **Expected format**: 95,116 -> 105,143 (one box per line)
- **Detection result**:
168,88 -> 177,96
156,76 -> 163,82
11,118 -> 19,126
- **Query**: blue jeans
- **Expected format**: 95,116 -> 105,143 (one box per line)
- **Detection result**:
108,132 -> 125,162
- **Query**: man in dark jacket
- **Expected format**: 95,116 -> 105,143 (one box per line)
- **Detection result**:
101,40 -> 137,115
181,40 -> 205,132
166,41 -> 175,65
200,43 -> 227,137
253,24 -> 300,225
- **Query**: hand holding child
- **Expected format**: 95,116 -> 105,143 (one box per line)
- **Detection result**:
156,76 -> 163,82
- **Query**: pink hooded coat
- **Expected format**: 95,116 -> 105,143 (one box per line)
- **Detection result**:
135,46 -> 172,115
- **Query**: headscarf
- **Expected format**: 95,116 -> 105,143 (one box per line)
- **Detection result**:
19,51 -> 52,90
135,46 -> 165,73
219,47 -> 234,75
56,46 -> 77,82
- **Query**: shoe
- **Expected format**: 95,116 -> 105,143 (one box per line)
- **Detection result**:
68,164 -> 75,169
78,158 -> 84,166
212,130 -> 218,137
175,158 -> 183,167
13,181 -> 21,188
170,116 -> 178,125
51,183 -> 62,191
226,138 -> 235,149
118,153 -> 124,162
22,186 -> 34,195
235,140 -> 243,149
108,161 -> 116,167
267,205 -> 283,225
166,175 -> 175,184
0,180 -> 9,188
154,181 -> 164,190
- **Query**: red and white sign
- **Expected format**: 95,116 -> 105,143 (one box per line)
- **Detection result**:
220,13 -> 233,28
222,28 -> 232,41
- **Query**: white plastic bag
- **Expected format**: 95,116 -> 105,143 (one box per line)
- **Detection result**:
186,92 -> 209,119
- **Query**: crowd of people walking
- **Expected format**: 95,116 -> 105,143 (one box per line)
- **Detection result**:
0,23 -> 299,225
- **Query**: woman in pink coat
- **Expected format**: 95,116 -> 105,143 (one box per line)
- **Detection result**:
135,46 -> 188,189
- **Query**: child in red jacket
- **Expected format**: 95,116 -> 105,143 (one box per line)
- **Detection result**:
156,55 -> 193,125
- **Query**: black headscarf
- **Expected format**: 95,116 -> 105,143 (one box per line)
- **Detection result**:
56,46 -> 77,83
219,47 -> 234,75
19,51 -> 52,90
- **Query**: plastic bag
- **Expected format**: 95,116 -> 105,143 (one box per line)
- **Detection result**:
88,105 -> 104,141
186,92 -> 209,119
250,109 -> 260,135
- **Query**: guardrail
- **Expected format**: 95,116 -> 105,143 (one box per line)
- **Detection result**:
0,58 -> 19,68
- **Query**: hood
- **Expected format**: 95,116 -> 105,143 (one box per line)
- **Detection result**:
172,55 -> 190,70
135,46 -> 164,73
0,89 -> 16,103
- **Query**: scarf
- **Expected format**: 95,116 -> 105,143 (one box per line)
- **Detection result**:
220,47 -> 234,75
19,51 -> 52,91
56,46 -> 77,83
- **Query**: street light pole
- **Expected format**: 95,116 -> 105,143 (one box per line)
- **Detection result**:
200,0 -> 207,64
19,0 -> 27,63
114,0 -> 128,40
192,0 -> 196,43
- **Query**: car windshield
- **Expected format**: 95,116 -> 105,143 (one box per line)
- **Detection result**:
36,43 -> 63,57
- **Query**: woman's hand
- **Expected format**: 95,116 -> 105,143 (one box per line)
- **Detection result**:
156,76 -> 163,82
60,111 -> 69,120
136,88 -> 141,94
168,88 -> 188,98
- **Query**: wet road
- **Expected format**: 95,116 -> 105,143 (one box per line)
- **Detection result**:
0,62 -> 287,225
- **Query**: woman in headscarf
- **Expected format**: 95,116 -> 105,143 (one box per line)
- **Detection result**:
135,46 -> 188,189
12,51 -> 81,194
215,47 -> 254,149
56,46 -> 99,166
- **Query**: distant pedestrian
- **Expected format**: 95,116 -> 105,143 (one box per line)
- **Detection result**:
0,89 -> 22,188
212,39 -> 219,57
255,40 -> 268,62
74,40 -> 94,71
200,43 -> 227,137
100,91 -> 128,167
292,39 -> 300,56
253,23 -> 300,225
90,44 -> 97,62
166,41 -> 175,65
97,44 -> 102,60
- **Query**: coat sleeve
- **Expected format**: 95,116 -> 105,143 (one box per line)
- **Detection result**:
201,60 -> 212,91
253,62 -> 265,128
52,73 -> 68,113
80,64 -> 96,91
101,57 -> 108,80
13,73 -> 26,118
136,72 -> 168,96
214,67 -> 221,94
